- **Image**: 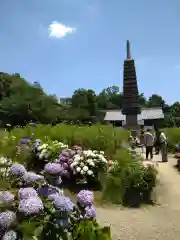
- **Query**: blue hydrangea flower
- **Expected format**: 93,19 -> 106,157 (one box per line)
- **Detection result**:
22,172 -> 44,184
9,163 -> 26,178
2,230 -> 17,240
84,205 -> 96,219
53,196 -> 74,213
38,185 -> 59,198
77,190 -> 94,207
0,191 -> 14,204
0,211 -> 16,230
18,197 -> 44,216
44,163 -> 63,175
18,188 -> 38,200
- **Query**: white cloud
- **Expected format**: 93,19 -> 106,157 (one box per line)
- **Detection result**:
48,21 -> 76,39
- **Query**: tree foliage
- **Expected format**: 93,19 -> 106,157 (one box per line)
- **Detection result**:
0,72 -> 179,127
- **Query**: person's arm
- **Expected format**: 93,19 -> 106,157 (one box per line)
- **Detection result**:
144,134 -> 147,146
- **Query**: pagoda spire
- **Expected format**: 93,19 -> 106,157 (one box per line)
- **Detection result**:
126,40 -> 131,59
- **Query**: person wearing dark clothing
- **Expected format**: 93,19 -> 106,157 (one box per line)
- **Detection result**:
154,129 -> 161,155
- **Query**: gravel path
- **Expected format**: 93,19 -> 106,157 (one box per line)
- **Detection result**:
96,154 -> 180,240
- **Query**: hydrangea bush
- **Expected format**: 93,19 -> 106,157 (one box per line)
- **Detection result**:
58,149 -> 108,183
0,163 -> 112,239
17,138 -> 109,187
33,140 -> 68,162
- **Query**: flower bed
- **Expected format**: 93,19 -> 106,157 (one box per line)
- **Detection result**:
0,163 -> 112,239
0,124 -> 157,208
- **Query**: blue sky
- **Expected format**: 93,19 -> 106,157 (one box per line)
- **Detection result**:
1,0 -> 180,103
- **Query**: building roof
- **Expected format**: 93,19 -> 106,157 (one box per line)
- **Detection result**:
104,107 -> 164,121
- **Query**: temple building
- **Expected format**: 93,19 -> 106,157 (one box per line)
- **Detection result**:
104,107 -> 164,128
104,40 -> 164,129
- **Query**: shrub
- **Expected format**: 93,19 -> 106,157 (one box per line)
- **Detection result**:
163,128 -> 180,152
102,149 -> 157,207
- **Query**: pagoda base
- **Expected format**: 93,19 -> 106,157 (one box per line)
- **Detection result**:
124,115 -> 140,137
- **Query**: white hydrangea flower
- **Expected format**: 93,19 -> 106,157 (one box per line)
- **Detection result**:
0,167 -> 9,177
0,157 -> 11,165
84,150 -> 95,157
73,161 -> 79,166
83,166 -> 88,172
89,161 -> 95,167
98,155 -> 107,163
87,170 -> 93,175
38,153 -> 44,159
70,161 -> 79,168
80,170 -> 84,175
80,162 -> 85,167
59,142 -> 68,148
100,151 -> 104,155
76,167 -> 81,172
86,159 -> 92,164
74,155 -> 81,162
41,149 -> 47,154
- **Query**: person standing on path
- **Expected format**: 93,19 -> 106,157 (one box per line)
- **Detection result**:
139,130 -> 145,153
160,131 -> 168,162
144,129 -> 154,160
154,129 -> 161,155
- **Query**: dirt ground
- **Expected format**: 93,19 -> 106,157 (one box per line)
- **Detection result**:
96,154 -> 180,240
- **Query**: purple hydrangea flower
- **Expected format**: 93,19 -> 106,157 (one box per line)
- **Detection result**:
59,155 -> 67,162
53,196 -> 74,213
69,150 -> 76,156
44,163 -> 63,175
62,163 -> 69,170
20,137 -> 31,144
9,163 -> 26,178
18,188 -> 38,200
84,205 -> 96,219
22,172 -> 44,184
0,191 -> 14,203
48,191 -> 63,201
77,190 -> 94,207
2,230 -> 17,240
18,197 -> 44,216
61,151 -> 70,157
0,211 -> 16,230
38,185 -> 59,198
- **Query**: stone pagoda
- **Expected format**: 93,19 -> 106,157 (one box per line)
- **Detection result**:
122,40 -> 141,132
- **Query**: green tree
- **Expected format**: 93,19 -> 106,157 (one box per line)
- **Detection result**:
71,88 -> 97,117
0,73 -> 63,126
147,94 -> 165,108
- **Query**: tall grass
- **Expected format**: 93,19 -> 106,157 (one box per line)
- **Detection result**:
8,124 -> 129,155
164,128 -> 180,152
